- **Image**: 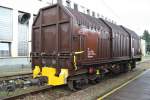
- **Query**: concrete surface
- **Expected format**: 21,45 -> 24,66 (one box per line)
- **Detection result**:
105,69 -> 150,100
0,57 -> 31,76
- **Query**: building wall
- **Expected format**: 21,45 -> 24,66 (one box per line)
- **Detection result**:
0,0 -> 54,57
141,39 -> 146,56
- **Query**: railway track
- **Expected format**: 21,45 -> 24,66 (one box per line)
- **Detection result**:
0,73 -> 32,81
0,60 -> 149,100
0,73 -> 52,100
0,73 -> 69,100
0,73 -> 33,99
1,85 -> 52,100
0,70 -> 145,100
1,70 -> 142,100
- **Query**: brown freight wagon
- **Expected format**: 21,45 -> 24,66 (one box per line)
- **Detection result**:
31,3 -> 141,90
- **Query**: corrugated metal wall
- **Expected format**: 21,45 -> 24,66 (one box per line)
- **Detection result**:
0,7 -> 13,41
18,12 -> 29,56
0,7 -> 12,57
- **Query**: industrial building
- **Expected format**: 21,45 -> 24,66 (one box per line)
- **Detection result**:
0,0 -> 57,75
0,0 -> 53,57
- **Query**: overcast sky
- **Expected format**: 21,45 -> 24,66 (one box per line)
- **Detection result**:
71,0 -> 150,36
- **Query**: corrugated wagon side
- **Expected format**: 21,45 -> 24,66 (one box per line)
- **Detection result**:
31,3 -> 142,90
32,4 -> 74,86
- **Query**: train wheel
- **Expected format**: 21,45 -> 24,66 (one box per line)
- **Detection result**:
122,63 -> 129,73
128,63 -> 132,71
111,64 -> 121,75
89,79 -> 96,84
95,76 -> 101,83
131,61 -> 136,69
120,63 -> 124,73
89,74 -> 102,84
74,80 -> 82,90
67,79 -> 85,91
67,80 -> 77,91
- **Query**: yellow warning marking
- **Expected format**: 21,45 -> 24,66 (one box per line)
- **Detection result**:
73,51 -> 84,70
97,70 -> 147,100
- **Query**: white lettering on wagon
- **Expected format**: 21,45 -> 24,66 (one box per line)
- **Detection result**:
87,48 -> 96,58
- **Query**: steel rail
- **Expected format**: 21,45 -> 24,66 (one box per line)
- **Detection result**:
1,85 -> 52,100
0,73 -> 32,81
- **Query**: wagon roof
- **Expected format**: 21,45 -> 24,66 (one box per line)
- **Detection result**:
100,19 -> 128,35
66,7 -> 109,31
120,25 -> 140,39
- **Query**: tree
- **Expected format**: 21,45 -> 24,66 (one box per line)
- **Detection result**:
142,30 -> 150,54
142,30 -> 150,43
